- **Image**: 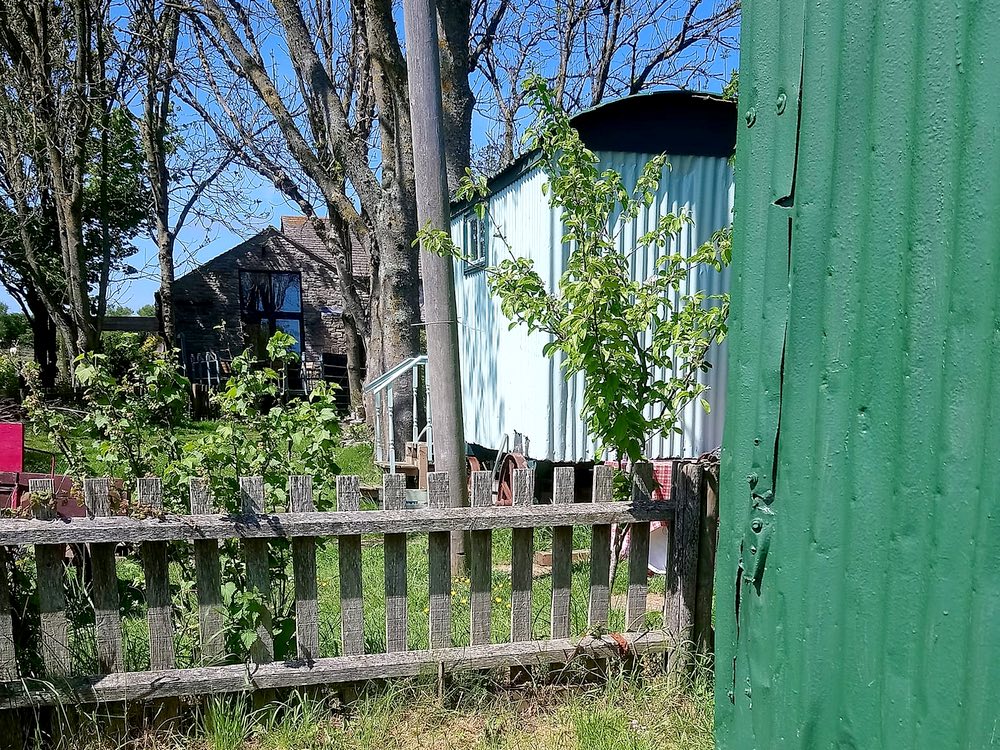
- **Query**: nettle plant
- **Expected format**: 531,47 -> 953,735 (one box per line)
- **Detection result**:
420,75 -> 730,466
25,332 -> 342,662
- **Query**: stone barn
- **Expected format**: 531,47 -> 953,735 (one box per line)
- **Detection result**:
173,216 -> 367,407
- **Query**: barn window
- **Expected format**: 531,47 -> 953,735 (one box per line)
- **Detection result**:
463,211 -> 488,270
239,270 -> 304,356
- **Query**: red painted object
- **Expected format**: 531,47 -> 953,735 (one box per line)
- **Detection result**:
606,459 -> 675,575
0,473 -> 83,517
0,423 -> 24,472
0,423 -> 86,518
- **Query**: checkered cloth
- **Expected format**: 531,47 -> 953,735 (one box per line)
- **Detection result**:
603,459 -> 674,500
605,459 -> 677,573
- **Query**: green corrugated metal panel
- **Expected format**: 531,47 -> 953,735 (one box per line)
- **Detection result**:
717,1 -> 1000,748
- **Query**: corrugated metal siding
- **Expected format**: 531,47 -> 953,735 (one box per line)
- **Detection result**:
453,151 -> 733,461
453,168 -> 558,458
716,1 -> 1000,748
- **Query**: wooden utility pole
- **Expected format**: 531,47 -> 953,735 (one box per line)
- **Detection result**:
402,0 -> 469,573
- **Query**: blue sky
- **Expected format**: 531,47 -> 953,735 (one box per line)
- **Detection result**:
0,11 -> 738,316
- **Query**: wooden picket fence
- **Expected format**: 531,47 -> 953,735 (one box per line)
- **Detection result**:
0,462 -> 710,708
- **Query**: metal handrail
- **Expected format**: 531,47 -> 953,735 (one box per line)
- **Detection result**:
366,355 -> 432,472
362,355 -> 428,394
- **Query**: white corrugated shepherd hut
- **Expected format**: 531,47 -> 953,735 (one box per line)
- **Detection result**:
450,91 -> 736,463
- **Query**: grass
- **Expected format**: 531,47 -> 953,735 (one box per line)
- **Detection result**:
50,522 -> 666,673
313,527 -> 666,655
26,664 -> 714,749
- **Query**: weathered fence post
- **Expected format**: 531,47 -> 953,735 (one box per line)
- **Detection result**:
383,474 -> 408,652
625,464 -> 653,631
469,471 -> 493,646
510,468 -> 535,684
30,477 -> 70,678
550,467 -> 574,639
693,462 -> 719,658
510,469 -> 535,642
664,461 -> 703,676
190,478 -> 224,664
0,544 -> 14,682
587,465 -> 614,628
138,478 -> 174,671
0,517 -> 17,744
84,478 -> 124,675
240,477 -> 273,664
290,475 -> 319,662
138,477 -> 178,725
337,475 -> 364,656
426,472 -> 452,650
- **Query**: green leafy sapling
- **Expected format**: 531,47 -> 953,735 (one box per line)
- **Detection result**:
419,75 -> 730,465
25,332 -> 343,661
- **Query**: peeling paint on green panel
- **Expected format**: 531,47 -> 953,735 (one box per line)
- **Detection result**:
717,1 -> 1000,748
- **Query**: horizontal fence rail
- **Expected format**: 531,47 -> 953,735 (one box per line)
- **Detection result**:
0,502 -> 676,546
0,464 -> 707,709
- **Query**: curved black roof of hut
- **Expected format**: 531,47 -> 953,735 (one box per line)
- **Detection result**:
571,90 -> 736,158
452,90 -> 736,210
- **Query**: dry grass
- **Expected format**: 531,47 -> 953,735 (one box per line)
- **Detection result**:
23,663 -> 714,750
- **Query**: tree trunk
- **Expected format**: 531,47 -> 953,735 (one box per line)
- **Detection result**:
361,0 -> 422,459
141,5 -> 181,348
26,291 -> 58,390
95,17 -> 113,324
368,218 -> 421,459
435,0 -> 475,190
343,314 -> 366,415
157,226 -> 177,346
56,326 -> 73,385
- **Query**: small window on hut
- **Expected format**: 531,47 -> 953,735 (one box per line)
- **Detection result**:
463,212 -> 487,271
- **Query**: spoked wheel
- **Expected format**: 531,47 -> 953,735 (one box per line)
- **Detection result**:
495,452 -> 528,506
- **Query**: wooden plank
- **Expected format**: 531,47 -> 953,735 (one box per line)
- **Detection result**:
289,475 -> 319,662
0,547 -> 16,680
0,632 -> 673,708
510,469 -> 534,642
189,478 -> 224,664
426,472 -> 452,650
85,478 -> 124,674
336,475 -> 364,656
664,461 -> 703,673
0,501 -> 673,545
550,467 -> 574,639
468,471 -> 492,646
240,477 -> 273,663
137,478 -> 174,670
382,474 -> 407,653
30,478 -> 70,677
588,465 -> 613,629
416,443 -> 429,490
626,464 -> 654,631
693,463 -> 718,656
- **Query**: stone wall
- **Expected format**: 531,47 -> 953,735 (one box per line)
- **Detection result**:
174,219 -> 368,368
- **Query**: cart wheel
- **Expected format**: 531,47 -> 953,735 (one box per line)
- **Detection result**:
496,452 -> 528,506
